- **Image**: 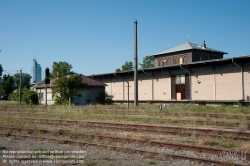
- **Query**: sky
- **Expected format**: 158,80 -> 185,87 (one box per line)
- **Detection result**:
0,0 -> 250,78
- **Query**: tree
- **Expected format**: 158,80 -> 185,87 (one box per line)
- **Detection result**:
1,74 -> 14,95
13,73 -> 32,89
139,56 -> 155,69
51,74 -> 86,105
122,61 -> 133,71
0,64 -> 2,77
51,61 -> 74,79
115,61 -> 133,72
115,68 -> 121,72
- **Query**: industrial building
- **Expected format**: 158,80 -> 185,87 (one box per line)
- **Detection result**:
89,41 -> 250,103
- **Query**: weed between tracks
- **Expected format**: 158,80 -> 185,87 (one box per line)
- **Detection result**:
0,103 -> 250,155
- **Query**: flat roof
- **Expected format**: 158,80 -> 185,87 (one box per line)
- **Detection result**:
88,55 -> 250,77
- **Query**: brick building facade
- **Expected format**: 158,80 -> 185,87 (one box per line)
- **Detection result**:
89,42 -> 250,103
153,41 -> 226,66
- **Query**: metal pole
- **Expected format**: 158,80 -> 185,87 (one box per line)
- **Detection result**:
19,70 -> 22,104
127,81 -> 129,109
45,84 -> 47,106
134,20 -> 138,106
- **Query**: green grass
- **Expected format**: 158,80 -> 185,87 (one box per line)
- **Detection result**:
0,145 -> 6,150
146,160 -> 156,165
204,141 -> 220,146
84,158 -> 98,166
33,147 -> 47,155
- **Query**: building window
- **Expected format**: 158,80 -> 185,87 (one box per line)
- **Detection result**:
39,93 -> 44,100
175,75 -> 185,84
179,57 -> 183,64
163,59 -> 166,66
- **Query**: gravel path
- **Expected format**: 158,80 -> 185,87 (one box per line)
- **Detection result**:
0,136 -> 210,166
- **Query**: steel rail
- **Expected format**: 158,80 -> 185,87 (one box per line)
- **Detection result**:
0,125 -> 249,160
20,118 -> 250,138
0,132 -> 243,166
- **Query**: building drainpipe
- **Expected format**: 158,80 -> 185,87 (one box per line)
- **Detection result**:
180,64 -> 191,100
232,58 -> 244,100
143,70 -> 154,101
111,77 -> 112,96
114,73 -> 121,100
213,69 -> 216,100
123,76 -> 124,100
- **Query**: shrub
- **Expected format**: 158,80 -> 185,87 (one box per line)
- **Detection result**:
8,89 -> 38,105
147,100 -> 153,104
22,89 -> 39,105
96,91 -> 113,105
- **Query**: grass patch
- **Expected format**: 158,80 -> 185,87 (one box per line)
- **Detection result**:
146,160 -> 156,165
0,145 -> 6,150
204,141 -> 220,146
218,139 -> 239,148
33,147 -> 47,155
141,136 -> 151,141
84,158 -> 98,166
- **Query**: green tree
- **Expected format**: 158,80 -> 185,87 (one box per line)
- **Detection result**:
115,68 -> 121,72
122,61 -> 133,71
139,56 -> 155,69
1,74 -> 14,95
115,61 -> 133,72
0,64 -> 3,77
51,61 -> 74,79
51,74 -> 86,105
13,73 -> 32,89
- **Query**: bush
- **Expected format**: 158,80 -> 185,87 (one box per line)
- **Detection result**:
147,100 -> 153,104
22,89 -> 39,105
96,91 -> 113,105
54,97 -> 68,105
8,88 -> 39,105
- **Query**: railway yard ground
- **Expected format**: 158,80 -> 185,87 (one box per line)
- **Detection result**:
0,101 -> 250,166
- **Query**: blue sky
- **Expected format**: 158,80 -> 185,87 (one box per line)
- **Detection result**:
0,0 -> 250,78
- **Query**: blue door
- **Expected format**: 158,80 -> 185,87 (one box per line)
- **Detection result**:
73,92 -> 85,105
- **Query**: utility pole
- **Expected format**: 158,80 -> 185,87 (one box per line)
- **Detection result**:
19,70 -> 22,104
45,84 -> 47,106
0,77 -> 2,102
134,20 -> 138,106
45,68 -> 50,106
0,50 -> 2,102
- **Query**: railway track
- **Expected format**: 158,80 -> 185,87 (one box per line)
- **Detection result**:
1,109 -> 250,120
12,117 -> 250,141
0,126 -> 248,166
0,111 -> 246,128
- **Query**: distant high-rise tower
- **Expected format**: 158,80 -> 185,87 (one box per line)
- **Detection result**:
33,59 -> 42,83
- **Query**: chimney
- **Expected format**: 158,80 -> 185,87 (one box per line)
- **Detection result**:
202,41 -> 206,48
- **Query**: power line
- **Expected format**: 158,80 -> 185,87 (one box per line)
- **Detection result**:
3,70 -> 15,76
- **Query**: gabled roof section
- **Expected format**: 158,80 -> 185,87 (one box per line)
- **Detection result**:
34,74 -> 106,89
152,42 -> 228,56
79,74 -> 106,86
